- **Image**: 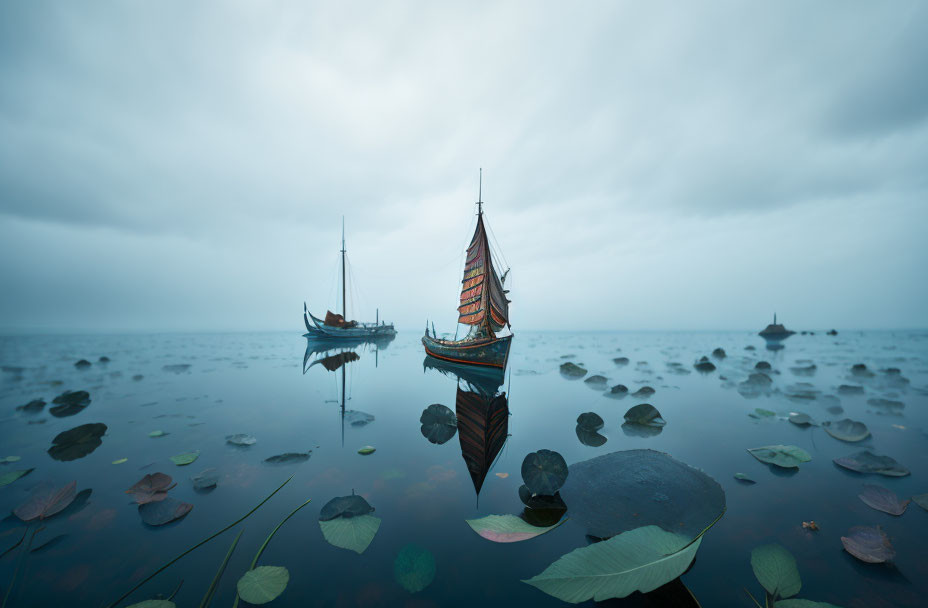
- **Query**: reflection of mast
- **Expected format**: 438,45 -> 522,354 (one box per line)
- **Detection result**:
340,364 -> 346,448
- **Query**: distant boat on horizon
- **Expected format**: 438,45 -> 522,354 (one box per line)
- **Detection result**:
758,313 -> 796,341
304,219 -> 397,339
422,170 -> 512,369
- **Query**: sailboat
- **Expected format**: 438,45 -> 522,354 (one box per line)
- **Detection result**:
422,171 -> 512,368
304,219 -> 397,339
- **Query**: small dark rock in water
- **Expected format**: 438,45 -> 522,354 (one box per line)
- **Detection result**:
711,348 -> 726,359
884,367 -> 901,375
607,384 -> 629,397
789,364 -> 816,376
632,386 -> 655,398
838,384 -> 865,395
694,356 -> 716,372
851,364 -> 875,378
74,359 -> 92,369
754,361 -> 772,371
98,356 -> 110,363
132,374 -> 144,381
613,357 -> 630,366
583,375 -> 608,386
16,399 -> 46,413
744,373 -> 772,387
162,364 -> 192,373
867,398 -> 904,411
52,390 -> 91,405
744,345 -> 756,351
576,412 -> 604,431
559,362 -> 588,379
827,329 -> 838,336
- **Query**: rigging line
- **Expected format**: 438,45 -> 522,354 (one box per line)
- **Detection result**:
484,217 -> 510,271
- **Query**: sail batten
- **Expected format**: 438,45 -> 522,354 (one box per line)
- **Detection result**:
457,214 -> 510,328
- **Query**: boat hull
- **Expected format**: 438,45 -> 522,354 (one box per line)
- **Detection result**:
422,333 -> 512,369
304,310 -> 396,339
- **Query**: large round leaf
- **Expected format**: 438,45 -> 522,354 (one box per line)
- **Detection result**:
393,544 -> 436,593
576,412 -> 604,431
858,484 -> 909,516
521,449 -> 568,495
319,515 -> 381,554
237,566 -> 290,604
833,451 -> 909,477
126,473 -> 175,504
840,526 -> 894,563
576,425 -> 607,447
750,543 -> 801,599
319,495 -> 374,521
47,423 -> 107,461
747,445 -> 811,469
523,525 -> 702,603
623,404 -> 666,427
822,419 -> 869,442
14,481 -> 78,521
138,497 -> 193,526
419,404 -> 457,444
559,449 -> 725,541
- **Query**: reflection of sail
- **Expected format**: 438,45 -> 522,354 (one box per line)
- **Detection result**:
424,355 -> 509,497
318,352 -> 360,372
303,335 -> 394,374
457,387 -> 508,495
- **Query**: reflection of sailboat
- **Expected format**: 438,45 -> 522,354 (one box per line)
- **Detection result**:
303,219 -> 397,339
422,170 -> 512,368
424,355 -> 509,497
304,335 -> 391,446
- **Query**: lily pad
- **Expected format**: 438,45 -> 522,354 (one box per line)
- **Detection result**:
0,468 -> 34,487
694,357 -> 716,372
126,473 -> 176,504
523,524 -> 703,603
559,362 -> 588,379
16,399 -> 45,413
822,419 -> 870,442
237,565 -> 289,604
319,515 -> 381,554
576,425 -> 608,447
49,390 -> 91,417
518,485 -> 568,510
576,412 -> 604,431
734,473 -> 756,484
393,544 -> 436,593
584,375 -> 609,387
559,449 -> 726,541
751,543 -> 801,599
358,446 -> 376,455
48,422 -> 107,461
112,458 -> 128,465
521,449 -> 568,496
749,408 -> 776,418
138,497 -> 193,526
834,451 -> 909,477
226,434 -> 256,446
858,484 -> 909,516
466,514 -> 564,543
14,481 -> 77,521
747,445 -> 811,469
148,430 -> 168,438
631,386 -> 655,398
623,403 -> 666,427
913,493 -> 928,511
319,495 -> 374,521
170,451 -> 199,466
264,452 -> 311,464
419,404 -> 457,444
191,468 -> 219,490
840,525 -> 894,563
788,412 -> 814,426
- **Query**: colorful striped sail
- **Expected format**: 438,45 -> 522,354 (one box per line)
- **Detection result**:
458,213 -> 510,331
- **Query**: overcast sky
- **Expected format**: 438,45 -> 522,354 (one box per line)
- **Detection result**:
1,1 -> 926,333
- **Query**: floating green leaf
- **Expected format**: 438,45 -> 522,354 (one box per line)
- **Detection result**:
149,430 -> 168,438
747,445 -> 811,469
393,543 -> 436,593
264,452 -> 310,464
139,497 -> 193,526
788,413 -> 814,426
2,456 -> 21,462
751,543 -> 801,599
833,451 -> 909,477
112,458 -> 128,465
523,525 -> 702,603
822,419 -> 869,442
465,514 -> 564,543
623,404 -> 665,427
226,434 -> 256,446
358,446 -> 376,455
319,515 -> 381,554
170,451 -> 199,466
749,408 -> 776,419
734,473 -> 756,484
236,566 -> 289,604
419,404 -> 457,444
913,494 -> 928,511
0,468 -> 34,488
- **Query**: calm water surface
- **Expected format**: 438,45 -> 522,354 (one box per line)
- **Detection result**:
1,330 -> 927,607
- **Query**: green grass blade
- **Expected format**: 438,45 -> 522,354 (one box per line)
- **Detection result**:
199,529 -> 244,608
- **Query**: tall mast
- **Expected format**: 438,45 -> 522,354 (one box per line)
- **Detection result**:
341,217 -> 346,319
477,168 -> 483,216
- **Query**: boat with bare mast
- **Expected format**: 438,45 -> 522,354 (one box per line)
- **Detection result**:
422,170 -> 512,368
304,219 -> 397,339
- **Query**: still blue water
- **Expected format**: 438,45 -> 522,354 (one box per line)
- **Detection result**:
1,330 -> 927,607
